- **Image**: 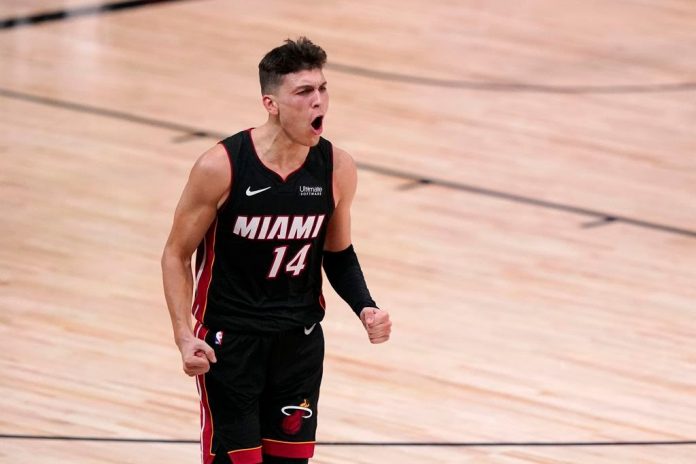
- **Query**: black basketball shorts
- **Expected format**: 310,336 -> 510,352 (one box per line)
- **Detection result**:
194,321 -> 324,464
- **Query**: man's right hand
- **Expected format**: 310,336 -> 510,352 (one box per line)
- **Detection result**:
178,337 -> 217,376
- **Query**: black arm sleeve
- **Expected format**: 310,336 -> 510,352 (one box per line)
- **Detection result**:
322,245 -> 377,317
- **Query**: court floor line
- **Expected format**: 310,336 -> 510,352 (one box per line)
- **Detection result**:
1,434 -> 695,447
1,3 -> 694,96
0,0 -> 194,30
326,62 -> 696,94
1,87 -> 694,239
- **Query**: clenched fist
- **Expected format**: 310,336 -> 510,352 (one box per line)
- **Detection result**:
178,336 -> 217,376
359,307 -> 392,344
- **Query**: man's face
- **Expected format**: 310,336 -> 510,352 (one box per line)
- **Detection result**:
270,68 -> 328,147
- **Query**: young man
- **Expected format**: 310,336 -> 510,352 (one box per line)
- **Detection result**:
161,37 -> 392,464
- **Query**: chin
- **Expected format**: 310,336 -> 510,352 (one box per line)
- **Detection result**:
299,131 -> 321,147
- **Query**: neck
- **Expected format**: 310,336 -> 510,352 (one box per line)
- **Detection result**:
251,121 -> 309,170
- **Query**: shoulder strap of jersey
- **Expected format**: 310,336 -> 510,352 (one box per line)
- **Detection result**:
316,137 -> 335,210
217,131 -> 246,213
219,131 -> 245,167
317,137 -> 332,163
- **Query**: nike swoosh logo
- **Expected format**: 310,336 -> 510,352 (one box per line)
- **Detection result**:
246,186 -> 271,196
304,323 -> 317,335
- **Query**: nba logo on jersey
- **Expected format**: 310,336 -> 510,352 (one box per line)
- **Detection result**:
214,331 -> 223,346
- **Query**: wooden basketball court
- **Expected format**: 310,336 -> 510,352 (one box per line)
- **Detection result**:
1,1 -> 695,462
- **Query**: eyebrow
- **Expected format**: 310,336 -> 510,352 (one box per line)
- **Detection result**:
293,81 -> 327,91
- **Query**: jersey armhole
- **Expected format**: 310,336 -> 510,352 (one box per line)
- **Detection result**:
326,140 -> 336,210
216,139 -> 236,213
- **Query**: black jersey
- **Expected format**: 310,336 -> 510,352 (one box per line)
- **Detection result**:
192,129 -> 335,333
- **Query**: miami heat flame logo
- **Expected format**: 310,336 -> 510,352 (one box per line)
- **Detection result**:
281,399 -> 312,435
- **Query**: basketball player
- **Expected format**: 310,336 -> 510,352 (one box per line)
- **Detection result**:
161,37 -> 392,464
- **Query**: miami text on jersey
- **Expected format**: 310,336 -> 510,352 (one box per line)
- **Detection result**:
233,215 -> 326,240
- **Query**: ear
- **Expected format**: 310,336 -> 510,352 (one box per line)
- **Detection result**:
262,95 -> 279,115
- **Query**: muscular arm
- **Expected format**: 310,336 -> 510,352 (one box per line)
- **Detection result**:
161,143 -> 230,375
324,147 -> 357,251
324,147 -> 391,343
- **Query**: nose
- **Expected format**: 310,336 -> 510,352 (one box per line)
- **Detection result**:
312,89 -> 322,108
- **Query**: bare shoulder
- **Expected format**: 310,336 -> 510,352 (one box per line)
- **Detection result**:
332,145 -> 357,175
194,143 -> 230,179
188,143 -> 232,206
331,145 -> 357,205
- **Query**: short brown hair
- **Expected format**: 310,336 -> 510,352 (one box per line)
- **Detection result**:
258,37 -> 327,94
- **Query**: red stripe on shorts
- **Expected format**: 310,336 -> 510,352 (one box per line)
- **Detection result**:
228,446 -> 262,464
261,438 -> 315,459
196,374 -> 215,464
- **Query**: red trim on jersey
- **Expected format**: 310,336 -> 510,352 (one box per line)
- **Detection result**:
261,438 -> 315,459
329,142 -> 335,208
192,218 -> 218,322
216,140 -> 235,212
247,128 -> 311,183
227,446 -> 262,464
196,374 -> 216,464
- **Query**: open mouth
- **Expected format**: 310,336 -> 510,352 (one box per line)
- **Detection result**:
311,116 -> 323,131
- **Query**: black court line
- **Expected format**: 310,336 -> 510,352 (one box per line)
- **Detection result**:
1,434 -> 695,447
582,216 -> 618,229
0,88 -> 218,137
326,62 -> 696,94
1,3 -> 694,97
1,86 -> 695,240
0,0 -> 192,30
354,160 -> 696,238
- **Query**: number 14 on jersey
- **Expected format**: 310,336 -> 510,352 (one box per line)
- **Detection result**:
268,244 -> 312,278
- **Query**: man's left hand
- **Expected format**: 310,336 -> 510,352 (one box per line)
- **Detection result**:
359,307 -> 391,344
